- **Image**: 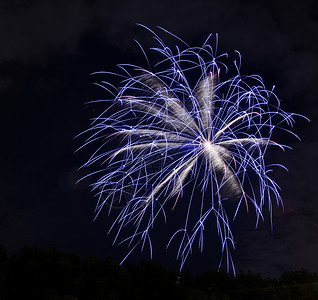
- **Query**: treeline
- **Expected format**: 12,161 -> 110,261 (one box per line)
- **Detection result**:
0,245 -> 317,299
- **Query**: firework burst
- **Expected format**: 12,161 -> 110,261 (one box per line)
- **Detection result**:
79,26 -> 302,274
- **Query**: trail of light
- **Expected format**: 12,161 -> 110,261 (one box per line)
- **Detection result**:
79,25 -> 305,274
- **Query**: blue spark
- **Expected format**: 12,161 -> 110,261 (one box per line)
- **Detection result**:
79,26 -> 305,274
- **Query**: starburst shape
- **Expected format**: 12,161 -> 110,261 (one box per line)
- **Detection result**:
80,27 -> 302,273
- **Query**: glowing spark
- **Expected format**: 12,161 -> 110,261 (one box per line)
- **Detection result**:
79,25 -> 305,274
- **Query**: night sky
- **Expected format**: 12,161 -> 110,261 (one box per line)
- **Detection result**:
1,0 -> 318,278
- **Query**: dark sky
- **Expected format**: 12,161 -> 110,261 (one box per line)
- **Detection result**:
1,0 -> 318,278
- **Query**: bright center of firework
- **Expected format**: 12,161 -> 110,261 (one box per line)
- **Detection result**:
203,140 -> 213,151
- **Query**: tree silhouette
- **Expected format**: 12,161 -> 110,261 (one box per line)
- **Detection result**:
0,244 -> 317,299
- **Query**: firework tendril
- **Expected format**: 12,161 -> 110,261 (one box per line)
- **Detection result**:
79,25 -> 304,274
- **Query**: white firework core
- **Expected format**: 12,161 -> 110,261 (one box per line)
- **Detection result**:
203,140 -> 213,151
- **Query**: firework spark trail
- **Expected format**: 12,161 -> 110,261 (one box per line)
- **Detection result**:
79,25 -> 305,274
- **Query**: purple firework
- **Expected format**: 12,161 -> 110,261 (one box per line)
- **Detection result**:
80,26 -> 303,274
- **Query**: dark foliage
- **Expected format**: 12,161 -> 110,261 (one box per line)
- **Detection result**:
0,245 -> 317,299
